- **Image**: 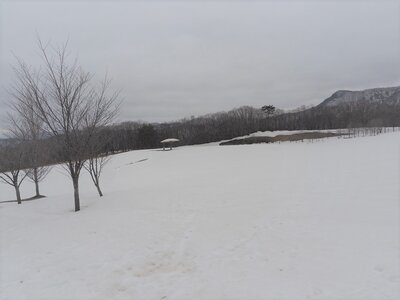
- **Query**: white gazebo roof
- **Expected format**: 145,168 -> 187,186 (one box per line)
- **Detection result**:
160,138 -> 180,143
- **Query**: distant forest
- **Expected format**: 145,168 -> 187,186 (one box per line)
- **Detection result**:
104,99 -> 400,152
1,97 -> 399,164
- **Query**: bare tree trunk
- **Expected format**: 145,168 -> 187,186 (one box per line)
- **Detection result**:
35,180 -> 40,197
95,184 -> 103,197
33,167 -> 40,197
15,185 -> 22,204
73,177 -> 80,212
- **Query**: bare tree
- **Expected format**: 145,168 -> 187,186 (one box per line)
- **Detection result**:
0,141 -> 29,204
8,75 -> 51,198
25,160 -> 51,198
84,129 -> 113,197
85,155 -> 110,197
12,39 -> 119,211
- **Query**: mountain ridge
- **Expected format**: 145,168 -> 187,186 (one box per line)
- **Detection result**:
318,85 -> 400,108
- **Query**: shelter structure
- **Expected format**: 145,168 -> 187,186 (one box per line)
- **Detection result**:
160,138 -> 180,150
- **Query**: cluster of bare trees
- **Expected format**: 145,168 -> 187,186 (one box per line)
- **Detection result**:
97,106 -> 266,151
99,100 -> 400,152
0,140 -> 29,204
165,100 -> 400,144
0,40 -> 119,211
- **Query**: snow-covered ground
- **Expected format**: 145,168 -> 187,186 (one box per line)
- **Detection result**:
1,132 -> 399,300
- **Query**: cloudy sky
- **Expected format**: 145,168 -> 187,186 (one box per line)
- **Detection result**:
0,0 -> 399,125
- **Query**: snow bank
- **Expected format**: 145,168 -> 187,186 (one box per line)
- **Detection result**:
236,129 -> 340,139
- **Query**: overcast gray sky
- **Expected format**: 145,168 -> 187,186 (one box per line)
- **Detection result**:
1,0 -> 400,125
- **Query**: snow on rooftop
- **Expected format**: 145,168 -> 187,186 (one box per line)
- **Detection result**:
160,138 -> 180,143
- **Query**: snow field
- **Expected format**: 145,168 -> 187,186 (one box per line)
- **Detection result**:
1,132 -> 399,299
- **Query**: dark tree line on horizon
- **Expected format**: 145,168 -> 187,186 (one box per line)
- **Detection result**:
102,100 -> 400,151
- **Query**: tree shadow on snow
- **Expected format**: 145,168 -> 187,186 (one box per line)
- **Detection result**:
0,195 -> 46,204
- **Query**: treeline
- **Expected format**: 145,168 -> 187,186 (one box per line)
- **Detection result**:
104,100 -> 400,151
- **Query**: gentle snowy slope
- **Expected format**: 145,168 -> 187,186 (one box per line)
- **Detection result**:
1,133 -> 399,300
